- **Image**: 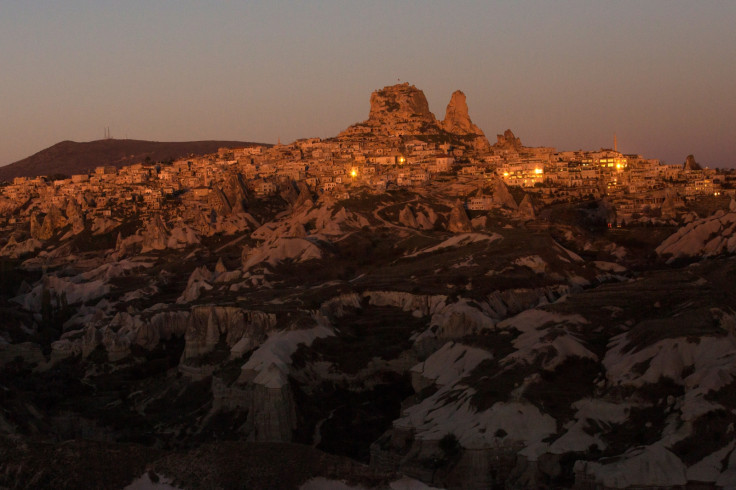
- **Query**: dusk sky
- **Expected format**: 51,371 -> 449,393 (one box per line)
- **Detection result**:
1,1 -> 734,168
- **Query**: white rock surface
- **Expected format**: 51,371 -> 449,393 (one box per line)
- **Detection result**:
657,211 -> 736,259
574,445 -> 687,489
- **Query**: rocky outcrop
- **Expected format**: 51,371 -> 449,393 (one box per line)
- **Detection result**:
29,214 -> 43,241
50,305 -> 277,367
341,83 -> 496,151
319,293 -> 363,318
181,306 -> 277,362
243,237 -> 323,271
485,285 -> 570,319
279,181 -> 299,206
363,291 -> 447,318
429,299 -> 495,338
442,91 -> 482,136
91,216 -> 118,235
293,181 -> 314,210
246,382 -> 297,442
13,275 -> 110,312
214,187 -> 233,214
447,201 -> 472,233
210,375 -> 299,442
660,190 -> 679,219
116,215 -> 200,255
441,90 -> 491,151
31,206 -> 68,240
51,322 -> 132,363
518,194 -> 535,219
495,129 -> 523,151
399,205 -> 419,229
135,310 -> 190,350
140,215 -> 169,252
409,341 -> 492,393
683,154 -> 702,171
340,83 -> 441,139
415,206 -> 438,230
656,210 -> 736,259
0,236 -> 42,258
177,266 -> 214,304
234,323 -> 333,442
493,178 -> 518,210
221,173 -> 250,212
399,205 -> 437,230
368,83 -> 435,124
66,199 -> 85,235
574,446 -> 688,489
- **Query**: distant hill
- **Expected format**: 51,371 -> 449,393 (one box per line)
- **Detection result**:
0,139 -> 267,181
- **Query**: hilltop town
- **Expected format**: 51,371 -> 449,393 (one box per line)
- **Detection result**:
1,84 -> 736,489
0,83 -> 731,251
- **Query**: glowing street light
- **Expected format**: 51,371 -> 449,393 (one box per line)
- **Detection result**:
350,168 -> 358,178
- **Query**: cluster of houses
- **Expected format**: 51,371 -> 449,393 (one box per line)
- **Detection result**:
0,133 -> 732,231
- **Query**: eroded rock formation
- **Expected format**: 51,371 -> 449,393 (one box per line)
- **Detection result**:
495,128 -> 523,151
441,90 -> 491,151
447,200 -> 473,233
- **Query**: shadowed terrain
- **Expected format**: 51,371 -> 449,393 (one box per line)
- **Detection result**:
0,139 -> 266,181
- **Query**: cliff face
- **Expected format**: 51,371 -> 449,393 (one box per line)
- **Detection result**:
440,91 -> 479,135
340,83 -> 441,139
368,83 -> 436,124
340,83 -> 490,148
441,90 -> 491,151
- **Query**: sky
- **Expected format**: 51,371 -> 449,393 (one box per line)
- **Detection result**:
1,1 -> 734,167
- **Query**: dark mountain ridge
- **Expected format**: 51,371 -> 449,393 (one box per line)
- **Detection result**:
0,138 -> 267,181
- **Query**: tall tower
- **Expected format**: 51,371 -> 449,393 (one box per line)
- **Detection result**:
614,133 -> 617,152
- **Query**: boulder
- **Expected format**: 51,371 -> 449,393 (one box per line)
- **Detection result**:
493,178 -> 518,210
399,205 -> 419,228
416,206 -> 438,230
32,206 -> 67,240
519,194 -> 536,219
447,200 -> 472,233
